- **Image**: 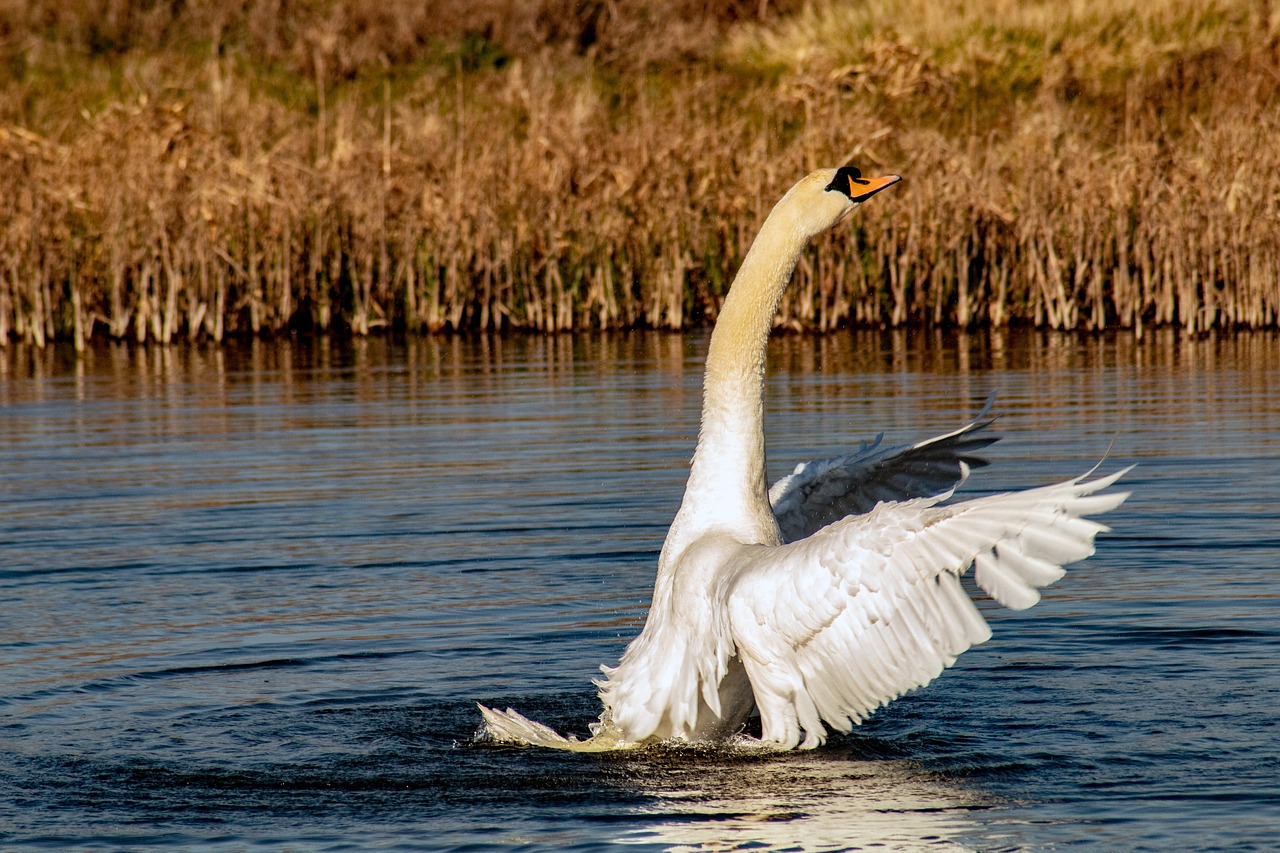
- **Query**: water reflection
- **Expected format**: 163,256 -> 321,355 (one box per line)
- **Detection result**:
613,748 -> 983,852
3,327 -> 1276,400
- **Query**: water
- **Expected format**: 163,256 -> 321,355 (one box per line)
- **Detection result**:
1,330 -> 1277,852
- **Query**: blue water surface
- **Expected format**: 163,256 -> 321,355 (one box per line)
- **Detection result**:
1,330 -> 1277,852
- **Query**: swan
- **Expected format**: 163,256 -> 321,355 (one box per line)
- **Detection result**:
479,166 -> 1130,751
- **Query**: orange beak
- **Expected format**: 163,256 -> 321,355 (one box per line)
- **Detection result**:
847,173 -> 901,203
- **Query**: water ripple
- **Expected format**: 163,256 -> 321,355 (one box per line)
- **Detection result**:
2,331 -> 1279,851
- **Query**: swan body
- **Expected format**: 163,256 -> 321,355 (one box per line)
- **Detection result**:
479,166 -> 1130,751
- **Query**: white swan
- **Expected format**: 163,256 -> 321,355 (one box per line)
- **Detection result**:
480,166 -> 1130,751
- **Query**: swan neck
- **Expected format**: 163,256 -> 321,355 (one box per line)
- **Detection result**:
678,212 -> 808,544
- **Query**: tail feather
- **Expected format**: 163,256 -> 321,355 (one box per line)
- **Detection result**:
476,704 -> 636,752
477,704 -> 577,747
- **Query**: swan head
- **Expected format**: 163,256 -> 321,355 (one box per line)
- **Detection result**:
780,166 -> 901,239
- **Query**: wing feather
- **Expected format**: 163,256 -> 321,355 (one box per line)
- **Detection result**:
769,398 -> 999,542
726,466 -> 1131,749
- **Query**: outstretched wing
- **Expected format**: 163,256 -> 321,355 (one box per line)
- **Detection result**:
728,465 -> 1131,749
768,398 -> 999,543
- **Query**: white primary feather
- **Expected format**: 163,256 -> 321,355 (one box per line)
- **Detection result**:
722,466 -> 1130,748
477,167 -> 1131,751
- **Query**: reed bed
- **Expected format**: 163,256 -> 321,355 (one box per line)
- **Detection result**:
1,0 -> 1277,344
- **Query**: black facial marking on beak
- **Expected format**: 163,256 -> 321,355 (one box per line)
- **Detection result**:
824,166 -> 864,196
825,166 -> 902,204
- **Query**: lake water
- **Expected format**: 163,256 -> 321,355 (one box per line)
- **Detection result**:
1,330 -> 1277,852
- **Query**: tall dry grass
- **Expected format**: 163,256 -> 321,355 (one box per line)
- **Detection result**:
0,0 -> 1277,346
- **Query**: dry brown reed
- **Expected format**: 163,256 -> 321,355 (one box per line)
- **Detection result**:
0,0 -> 1277,344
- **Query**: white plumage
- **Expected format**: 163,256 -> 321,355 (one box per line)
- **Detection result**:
479,166 -> 1130,751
